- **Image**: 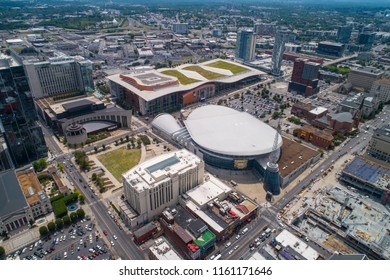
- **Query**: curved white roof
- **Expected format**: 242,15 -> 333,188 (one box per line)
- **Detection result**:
151,114 -> 182,136
185,105 -> 282,157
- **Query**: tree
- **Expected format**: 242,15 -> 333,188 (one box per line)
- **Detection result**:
102,144 -> 106,151
33,158 -> 48,172
0,246 -> 5,259
76,208 -> 85,219
62,215 -> 71,226
47,222 -> 56,232
79,194 -> 85,204
55,218 -> 64,230
39,226 -> 48,236
94,146 -> 98,153
70,212 -> 78,223
127,143 -> 131,149
92,173 -> 97,181
126,135 -> 129,142
57,162 -> 64,173
318,148 -> 324,158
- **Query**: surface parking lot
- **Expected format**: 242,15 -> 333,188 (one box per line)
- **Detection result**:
8,221 -> 114,260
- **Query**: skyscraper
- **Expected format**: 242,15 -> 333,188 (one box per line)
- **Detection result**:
337,26 -> 352,44
357,32 -> 375,51
288,58 -> 320,97
271,30 -> 289,76
0,52 -> 47,168
235,29 -> 256,62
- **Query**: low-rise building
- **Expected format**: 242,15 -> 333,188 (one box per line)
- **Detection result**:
148,237 -> 182,260
294,125 -> 334,149
317,41 -> 345,57
312,112 -> 356,134
338,92 -> 379,118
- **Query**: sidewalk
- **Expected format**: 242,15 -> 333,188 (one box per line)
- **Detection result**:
0,227 -> 40,254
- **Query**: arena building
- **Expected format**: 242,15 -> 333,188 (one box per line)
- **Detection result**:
108,59 -> 264,116
152,105 -> 282,172
152,105 -> 320,188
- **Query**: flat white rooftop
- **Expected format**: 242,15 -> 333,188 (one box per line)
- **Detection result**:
185,174 -> 232,208
310,106 -> 327,115
276,229 -> 319,260
185,105 -> 282,157
123,149 -> 202,193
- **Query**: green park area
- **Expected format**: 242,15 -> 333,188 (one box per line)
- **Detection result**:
161,70 -> 200,85
205,60 -> 248,74
97,148 -> 141,182
183,66 -> 226,80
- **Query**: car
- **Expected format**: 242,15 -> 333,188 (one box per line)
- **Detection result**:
228,250 -> 234,255
254,238 -> 260,243
225,242 -> 231,248
209,255 -> 215,260
234,245 -> 239,250
63,252 -> 67,259
79,239 -> 83,245
88,256 -> 93,260
113,235 -> 117,240
77,246 -> 80,251
235,234 -> 240,240
110,240 -> 115,246
22,247 -> 28,254
77,256 -> 82,260
29,245 -> 34,251
89,248 -> 95,253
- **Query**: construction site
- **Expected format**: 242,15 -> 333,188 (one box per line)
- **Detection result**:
291,185 -> 390,259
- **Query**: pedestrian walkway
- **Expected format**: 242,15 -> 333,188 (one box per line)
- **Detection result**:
0,227 -> 40,254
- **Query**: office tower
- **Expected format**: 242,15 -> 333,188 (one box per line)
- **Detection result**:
337,26 -> 352,44
235,29 -> 256,62
172,23 -> 189,34
288,58 -> 320,97
23,56 -> 94,99
0,52 -> 47,167
254,23 -> 276,36
317,41 -> 345,57
357,32 -> 375,51
271,30 -> 289,76
264,121 -> 282,196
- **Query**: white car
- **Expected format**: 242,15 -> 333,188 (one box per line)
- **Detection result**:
64,252 -> 67,259
110,240 -> 115,246
113,235 -> 118,240
79,239 -> 83,245
228,250 -> 234,255
235,234 -> 240,240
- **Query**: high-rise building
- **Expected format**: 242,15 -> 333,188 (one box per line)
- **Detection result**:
337,26 -> 352,44
370,78 -> 390,103
123,149 -> 204,223
271,30 -> 289,76
357,32 -> 375,51
235,29 -> 256,62
368,124 -> 390,164
254,23 -> 276,36
347,67 -> 384,91
0,52 -> 47,168
23,56 -> 94,99
172,23 -> 189,34
288,58 -> 320,97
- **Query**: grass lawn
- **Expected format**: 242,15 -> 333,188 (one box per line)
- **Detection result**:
97,148 -> 141,182
205,60 -> 248,74
161,70 -> 200,85
183,65 -> 226,80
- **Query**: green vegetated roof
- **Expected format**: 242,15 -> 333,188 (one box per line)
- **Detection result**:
183,65 -> 226,80
194,229 -> 215,245
205,60 -> 248,74
160,70 -> 200,85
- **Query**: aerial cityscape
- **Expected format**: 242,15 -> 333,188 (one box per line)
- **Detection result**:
0,0 -> 390,261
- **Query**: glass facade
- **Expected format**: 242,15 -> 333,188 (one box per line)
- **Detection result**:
0,56 -> 47,167
264,162 -> 281,195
